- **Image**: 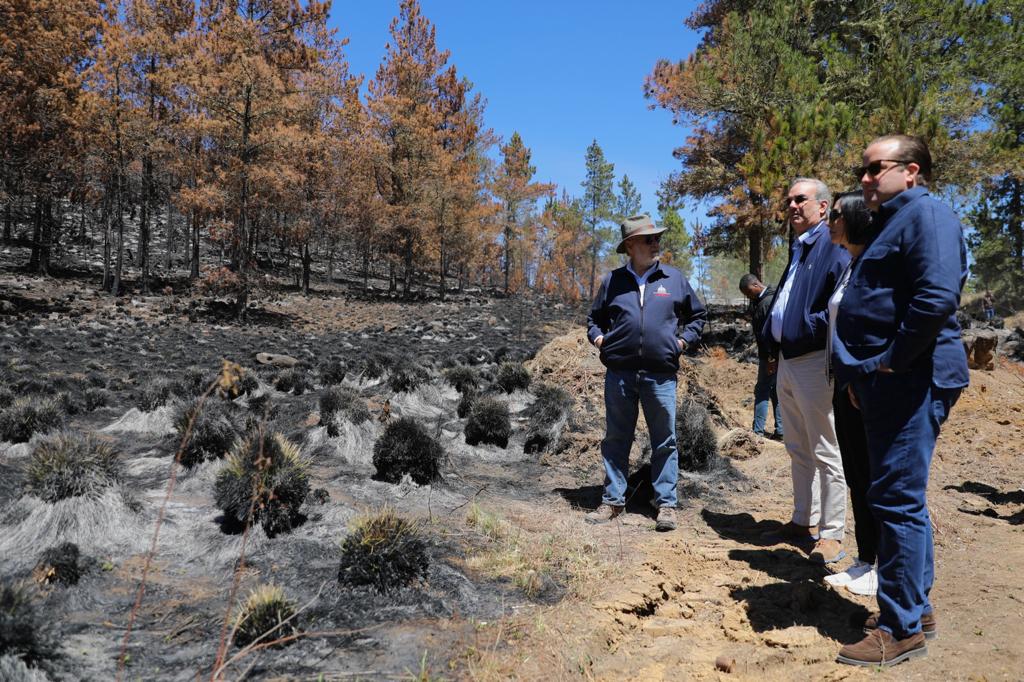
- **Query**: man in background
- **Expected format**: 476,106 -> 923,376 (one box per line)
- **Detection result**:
739,274 -> 783,440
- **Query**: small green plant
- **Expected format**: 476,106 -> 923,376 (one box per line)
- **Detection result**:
338,507 -> 429,593
372,418 -> 443,485
495,362 -> 530,393
443,365 -> 478,394
231,584 -> 298,648
214,432 -> 310,537
0,397 -> 64,443
25,432 -> 123,503
174,398 -> 240,468
464,397 -> 511,448
0,581 -> 57,665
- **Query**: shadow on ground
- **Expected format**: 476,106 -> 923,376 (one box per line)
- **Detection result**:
944,480 -> 1024,525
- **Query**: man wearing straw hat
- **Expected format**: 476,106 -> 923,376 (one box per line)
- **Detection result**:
586,214 -> 706,531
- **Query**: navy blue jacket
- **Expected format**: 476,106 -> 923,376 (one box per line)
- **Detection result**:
587,262 -> 706,374
833,187 -> 969,389
760,222 -> 850,360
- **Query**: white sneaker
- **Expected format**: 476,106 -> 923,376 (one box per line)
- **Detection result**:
824,559 -> 873,587
845,566 -> 878,596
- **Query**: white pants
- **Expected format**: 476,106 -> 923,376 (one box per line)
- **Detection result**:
777,350 -> 846,540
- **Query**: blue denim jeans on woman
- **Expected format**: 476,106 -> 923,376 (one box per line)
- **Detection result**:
853,366 -> 961,639
752,359 -> 783,436
601,369 -> 679,509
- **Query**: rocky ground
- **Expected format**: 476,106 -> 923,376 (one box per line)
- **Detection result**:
1,263 -> 1022,681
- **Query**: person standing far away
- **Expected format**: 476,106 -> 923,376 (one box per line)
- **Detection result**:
739,274 -> 784,441
833,134 -> 970,668
585,214 -> 706,532
759,178 -> 850,564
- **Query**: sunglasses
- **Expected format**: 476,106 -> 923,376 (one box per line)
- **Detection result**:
785,194 -> 812,207
829,209 -> 843,222
641,233 -> 662,245
853,159 -> 909,179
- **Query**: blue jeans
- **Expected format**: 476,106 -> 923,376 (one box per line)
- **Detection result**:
853,368 -> 961,639
752,359 -> 783,436
601,369 -> 678,508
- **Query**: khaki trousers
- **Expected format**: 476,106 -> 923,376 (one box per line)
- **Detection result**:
777,350 -> 846,540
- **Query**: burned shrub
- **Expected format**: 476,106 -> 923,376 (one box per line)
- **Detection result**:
337,508 -> 429,593
495,362 -> 531,393
676,398 -> 719,472
443,365 -> 479,394
456,390 -> 475,419
0,582 -> 56,666
464,397 -> 511,448
138,378 -> 180,411
0,386 -> 14,409
318,358 -> 347,386
51,391 -> 80,417
0,397 -> 64,443
386,357 -> 429,394
182,367 -> 209,395
83,388 -> 110,411
174,398 -> 240,468
214,432 -> 310,537
231,584 -> 298,648
524,383 -> 572,454
308,487 -> 330,505
228,371 -> 259,398
33,543 -> 81,586
273,369 -> 310,396
25,432 -> 123,503
0,654 -> 51,682
319,387 -> 370,436
372,417 -> 443,485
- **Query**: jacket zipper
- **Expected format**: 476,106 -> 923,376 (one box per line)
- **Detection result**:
638,277 -> 645,359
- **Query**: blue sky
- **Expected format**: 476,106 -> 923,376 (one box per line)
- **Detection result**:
330,1 -> 704,225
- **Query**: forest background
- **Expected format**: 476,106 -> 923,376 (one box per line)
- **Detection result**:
1,0 -> 1021,311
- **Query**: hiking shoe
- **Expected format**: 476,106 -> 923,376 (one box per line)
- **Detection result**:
761,521 -> 819,545
837,628 -> 927,667
864,611 -> 937,640
655,507 -> 677,532
767,431 -> 784,442
584,504 -> 623,524
824,559 -> 873,587
844,565 -> 878,596
809,538 -> 846,564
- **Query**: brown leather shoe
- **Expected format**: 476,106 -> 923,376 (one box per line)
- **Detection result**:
808,538 -> 846,564
655,507 -> 677,532
761,521 -> 819,545
864,610 -> 937,640
837,628 -> 927,667
584,504 -> 623,524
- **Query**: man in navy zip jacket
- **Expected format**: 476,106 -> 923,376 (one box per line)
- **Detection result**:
834,135 -> 969,668
760,178 -> 850,564
586,214 -> 706,532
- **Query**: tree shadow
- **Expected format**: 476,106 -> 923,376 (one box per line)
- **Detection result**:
701,509 -> 806,548
729,580 -> 871,643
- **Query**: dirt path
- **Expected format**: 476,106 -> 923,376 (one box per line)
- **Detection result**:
468,329 -> 1024,681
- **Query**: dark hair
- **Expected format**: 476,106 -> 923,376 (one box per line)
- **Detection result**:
872,134 -> 932,185
832,191 -> 875,245
738,273 -> 761,292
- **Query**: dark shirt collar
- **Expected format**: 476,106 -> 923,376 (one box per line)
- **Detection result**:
878,186 -> 929,223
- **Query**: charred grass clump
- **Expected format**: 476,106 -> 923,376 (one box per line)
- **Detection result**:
25,432 -> 123,503
319,387 -> 370,436
214,432 -> 310,537
495,362 -> 530,394
273,368 -> 311,396
372,417 -> 443,485
231,584 -> 298,648
0,397 -> 65,443
318,358 -> 347,386
386,357 -> 429,394
174,398 -> 240,468
32,543 -> 81,587
82,388 -> 111,411
337,507 -> 429,593
464,397 -> 511,448
676,398 -> 720,472
456,390 -> 475,419
443,365 -> 479,394
524,383 -> 572,454
0,581 -> 57,666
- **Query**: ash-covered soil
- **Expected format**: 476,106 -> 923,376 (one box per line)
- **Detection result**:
3,268 -> 1022,681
